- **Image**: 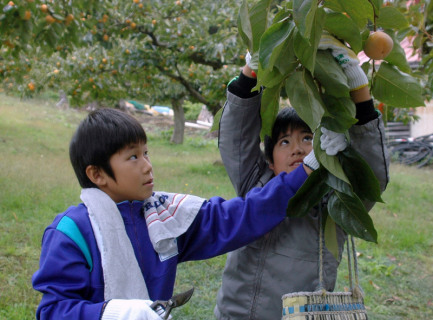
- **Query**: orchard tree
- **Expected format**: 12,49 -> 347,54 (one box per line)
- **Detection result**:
235,0 -> 427,246
0,0 -> 246,143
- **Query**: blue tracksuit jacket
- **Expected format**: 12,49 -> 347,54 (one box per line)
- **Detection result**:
32,167 -> 307,319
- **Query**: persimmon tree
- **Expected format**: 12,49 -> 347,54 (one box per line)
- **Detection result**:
236,0 -> 427,245
0,0 -> 245,143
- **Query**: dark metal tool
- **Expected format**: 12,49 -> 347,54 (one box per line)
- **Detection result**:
150,287 -> 194,319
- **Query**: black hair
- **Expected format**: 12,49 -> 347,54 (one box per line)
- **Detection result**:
69,108 -> 147,188
264,107 -> 311,164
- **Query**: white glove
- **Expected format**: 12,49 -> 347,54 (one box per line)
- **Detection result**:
245,51 -> 258,70
101,299 -> 163,320
303,127 -> 348,170
320,127 -> 348,156
303,150 -> 320,171
318,34 -> 368,91
245,51 -> 252,68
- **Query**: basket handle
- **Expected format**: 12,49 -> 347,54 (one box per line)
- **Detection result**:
317,204 -> 363,298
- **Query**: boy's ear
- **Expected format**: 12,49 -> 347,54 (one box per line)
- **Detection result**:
268,162 -> 275,171
85,165 -> 107,187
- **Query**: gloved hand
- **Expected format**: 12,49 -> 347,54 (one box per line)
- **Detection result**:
303,150 -> 320,171
245,51 -> 259,71
101,299 -> 164,320
320,127 -> 348,156
303,127 -> 348,170
318,34 -> 368,91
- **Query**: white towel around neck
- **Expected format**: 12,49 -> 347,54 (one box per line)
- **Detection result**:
81,188 -> 205,300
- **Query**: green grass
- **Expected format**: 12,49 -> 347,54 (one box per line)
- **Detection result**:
1,93 -> 432,319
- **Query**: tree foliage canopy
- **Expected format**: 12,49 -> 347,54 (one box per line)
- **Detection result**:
0,0 -> 246,114
237,0 -> 429,244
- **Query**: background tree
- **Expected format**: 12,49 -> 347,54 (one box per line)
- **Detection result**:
1,0 -> 431,144
0,0 -> 245,143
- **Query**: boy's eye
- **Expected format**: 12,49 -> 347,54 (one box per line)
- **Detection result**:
280,139 -> 289,145
130,155 -> 138,160
304,135 -> 313,142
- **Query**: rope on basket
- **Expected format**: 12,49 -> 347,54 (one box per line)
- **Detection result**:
281,203 -> 368,319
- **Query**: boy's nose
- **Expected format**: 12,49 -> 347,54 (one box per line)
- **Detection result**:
291,143 -> 305,155
142,157 -> 152,172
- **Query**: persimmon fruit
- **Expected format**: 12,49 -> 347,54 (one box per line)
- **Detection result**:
363,31 -> 393,60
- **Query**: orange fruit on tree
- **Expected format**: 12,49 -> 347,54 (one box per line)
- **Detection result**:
65,14 -> 74,25
23,10 -> 31,21
8,1 -> 14,6
103,34 -> 109,41
27,82 -> 35,91
152,19 -> 157,25
130,22 -> 137,29
40,4 -> 48,13
45,15 -> 56,24
363,31 -> 393,60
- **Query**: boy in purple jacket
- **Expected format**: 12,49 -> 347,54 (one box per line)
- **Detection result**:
32,108 -> 342,319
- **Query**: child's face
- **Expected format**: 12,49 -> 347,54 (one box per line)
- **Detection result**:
102,142 -> 154,203
269,127 -> 313,175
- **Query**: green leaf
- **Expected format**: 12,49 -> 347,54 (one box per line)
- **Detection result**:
372,62 -> 425,108
293,7 -> 326,73
321,97 -> 357,133
377,6 -> 409,30
273,29 -> 298,76
324,11 -> 362,53
313,131 -> 350,184
324,0 -> 373,29
210,107 -> 223,132
257,66 -> 286,88
293,0 -> 317,38
369,0 -> 383,14
259,18 -> 295,69
384,33 -> 411,73
323,171 -> 354,196
250,0 -> 273,52
324,212 -> 340,260
314,50 -> 350,98
339,147 -> 384,202
328,192 -> 378,242
285,69 -> 325,130
237,0 -> 253,51
287,167 -> 331,217
260,84 -> 281,140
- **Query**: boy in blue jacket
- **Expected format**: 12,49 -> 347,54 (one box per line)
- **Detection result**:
32,108 -> 342,320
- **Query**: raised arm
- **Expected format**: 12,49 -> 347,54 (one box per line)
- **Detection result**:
218,66 -> 269,197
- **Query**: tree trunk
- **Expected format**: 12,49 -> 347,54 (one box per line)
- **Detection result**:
170,98 -> 185,144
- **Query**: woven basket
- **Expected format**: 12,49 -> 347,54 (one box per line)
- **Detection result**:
282,206 -> 368,320
282,290 -> 367,320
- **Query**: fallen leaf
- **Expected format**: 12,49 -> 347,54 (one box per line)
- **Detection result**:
369,280 -> 381,290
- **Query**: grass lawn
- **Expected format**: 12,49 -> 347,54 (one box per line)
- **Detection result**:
0,94 -> 432,319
